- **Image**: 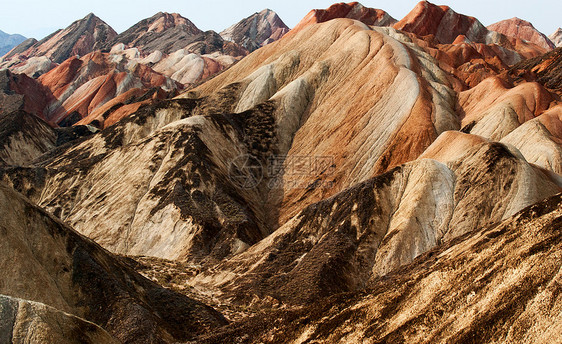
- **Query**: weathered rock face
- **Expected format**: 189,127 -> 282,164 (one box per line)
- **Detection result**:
506,47 -> 562,94
550,28 -> 562,47
107,40 -> 242,87
0,55 -> 57,78
0,30 -> 26,57
0,19 -> 465,263
0,183 -> 227,343
488,17 -> 555,50
200,192 -> 562,343
105,12 -> 247,59
220,9 -> 289,52
291,2 -> 397,33
0,295 -> 119,344
4,13 -> 116,64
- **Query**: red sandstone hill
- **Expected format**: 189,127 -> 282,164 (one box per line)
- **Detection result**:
488,17 -> 555,50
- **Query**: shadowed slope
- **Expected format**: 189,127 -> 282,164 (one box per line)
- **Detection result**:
198,192 -> 562,343
0,183 -> 227,343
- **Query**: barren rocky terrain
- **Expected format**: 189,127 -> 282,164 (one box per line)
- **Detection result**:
0,1 -> 561,343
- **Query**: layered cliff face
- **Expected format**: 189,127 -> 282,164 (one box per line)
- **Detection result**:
505,47 -> 562,94
220,9 -> 290,52
4,13 -> 116,64
488,18 -> 555,50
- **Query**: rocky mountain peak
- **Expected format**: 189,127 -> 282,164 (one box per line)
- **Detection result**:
488,17 -> 555,50
220,8 -> 289,52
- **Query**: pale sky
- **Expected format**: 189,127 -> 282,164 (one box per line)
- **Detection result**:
1,0 -> 560,40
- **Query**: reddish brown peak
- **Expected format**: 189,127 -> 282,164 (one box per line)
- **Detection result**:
291,2 -> 396,33
488,17 -> 555,50
393,0 -> 483,44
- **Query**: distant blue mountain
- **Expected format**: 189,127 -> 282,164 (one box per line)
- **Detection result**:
0,30 -> 27,57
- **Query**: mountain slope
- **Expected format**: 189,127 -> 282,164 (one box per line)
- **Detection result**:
550,28 -> 562,47
4,13 -> 116,64
506,47 -> 562,94
199,192 -> 562,343
220,9 -> 289,52
488,18 -> 555,50
0,30 -> 26,57
0,183 -> 227,343
0,295 -> 119,344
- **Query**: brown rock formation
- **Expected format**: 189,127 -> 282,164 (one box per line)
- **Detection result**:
488,17 -> 555,50
0,294 -> 119,344
200,192 -> 562,343
505,47 -> 562,94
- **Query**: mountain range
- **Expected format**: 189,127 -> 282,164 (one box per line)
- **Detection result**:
0,30 -> 26,57
0,1 -> 561,343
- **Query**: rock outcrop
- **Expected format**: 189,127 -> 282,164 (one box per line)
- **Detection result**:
394,0 -> 548,59
488,18 -> 555,50
190,140 -> 559,307
0,69 -> 53,118
220,9 -> 289,52
0,110 -> 56,166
